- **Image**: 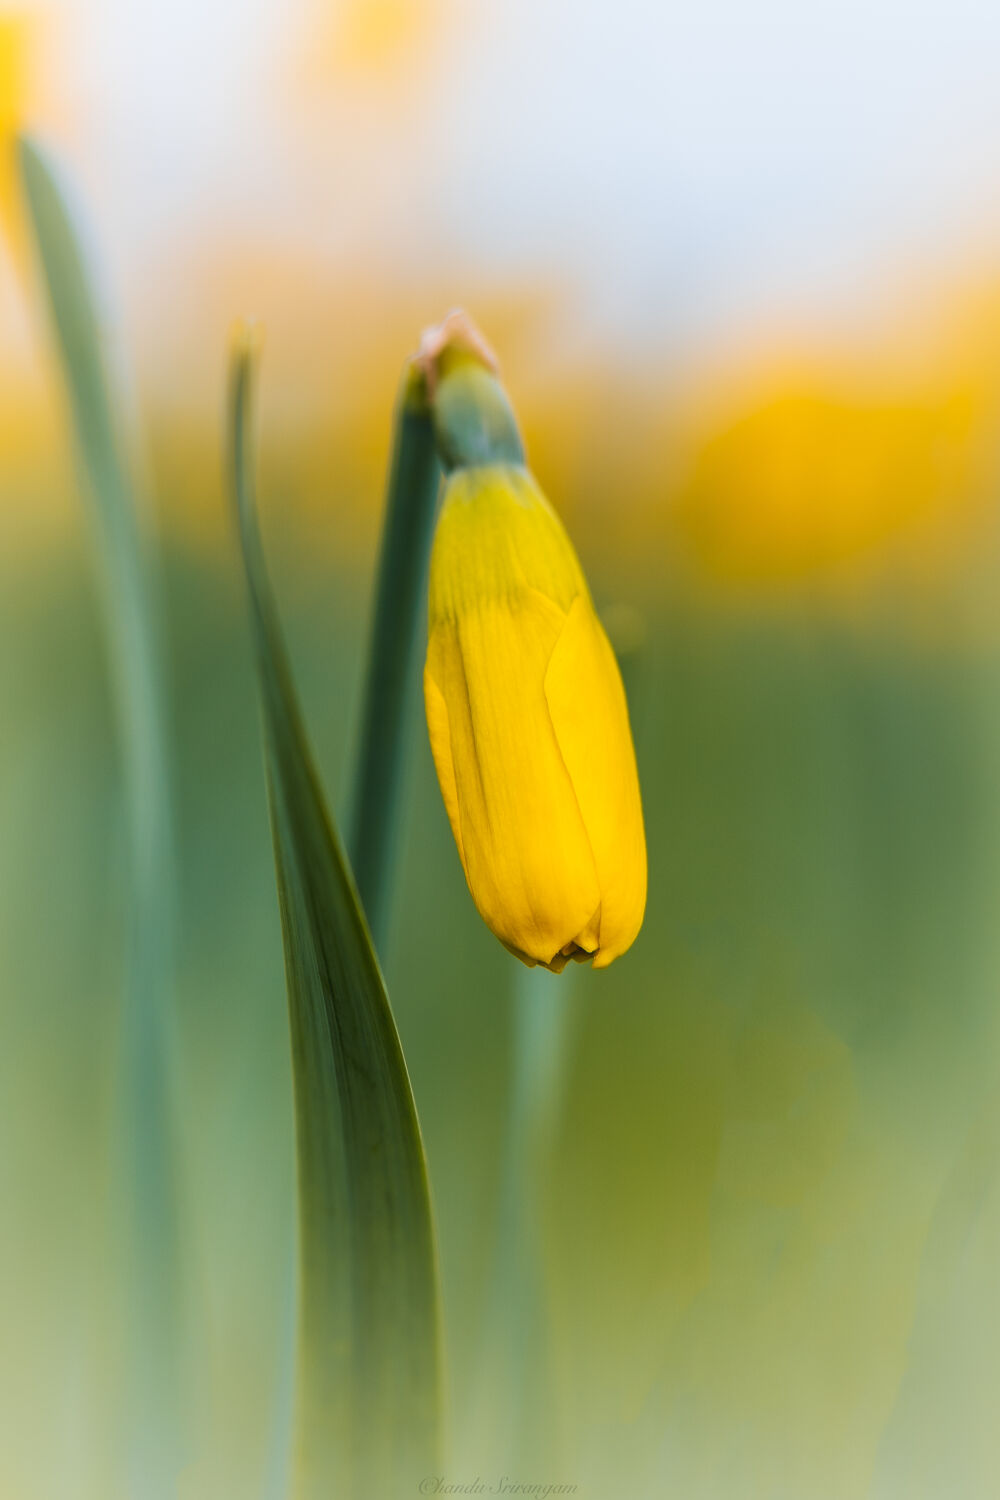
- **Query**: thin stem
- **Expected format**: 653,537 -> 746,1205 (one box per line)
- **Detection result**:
348,369 -> 441,956
466,966 -> 576,1472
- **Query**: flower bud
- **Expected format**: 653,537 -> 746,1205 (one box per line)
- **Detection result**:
423,459 -> 646,971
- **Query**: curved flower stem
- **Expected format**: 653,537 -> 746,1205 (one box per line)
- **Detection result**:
348,367 -> 441,956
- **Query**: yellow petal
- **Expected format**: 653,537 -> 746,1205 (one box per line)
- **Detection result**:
423,663 -> 467,876
426,587 -> 601,967
545,595 -> 647,966
427,465 -> 586,626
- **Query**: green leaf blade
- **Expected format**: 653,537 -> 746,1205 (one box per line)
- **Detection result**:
16,133 -> 180,1496
228,337 -> 443,1498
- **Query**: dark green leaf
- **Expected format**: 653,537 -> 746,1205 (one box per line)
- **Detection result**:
228,334 -> 443,1499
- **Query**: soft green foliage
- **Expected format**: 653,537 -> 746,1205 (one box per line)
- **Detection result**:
228,337 -> 442,1499
16,134 -> 180,1496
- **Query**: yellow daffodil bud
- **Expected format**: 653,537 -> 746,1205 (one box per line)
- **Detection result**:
420,318 -> 646,971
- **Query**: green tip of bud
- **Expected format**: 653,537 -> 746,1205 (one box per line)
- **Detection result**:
414,309 -> 525,473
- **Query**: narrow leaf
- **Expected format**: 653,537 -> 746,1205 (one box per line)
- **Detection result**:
228,332 -> 443,1499
16,135 -> 180,1493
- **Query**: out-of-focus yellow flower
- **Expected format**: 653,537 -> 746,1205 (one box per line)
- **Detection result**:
0,12 -> 30,241
424,460 -> 646,971
294,0 -> 446,104
330,0 -> 444,73
674,363 -> 984,588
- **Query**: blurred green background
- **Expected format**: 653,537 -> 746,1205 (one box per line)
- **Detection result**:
6,2 -> 1000,1497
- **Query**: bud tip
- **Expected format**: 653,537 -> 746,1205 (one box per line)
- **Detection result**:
414,309 -> 500,398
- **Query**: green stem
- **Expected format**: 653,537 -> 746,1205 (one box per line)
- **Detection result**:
466,966 -> 575,1471
348,368 -> 441,956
